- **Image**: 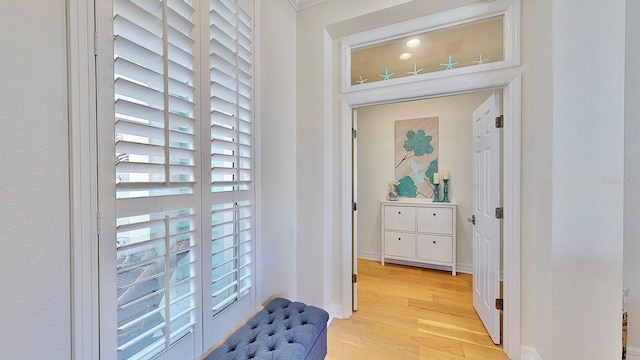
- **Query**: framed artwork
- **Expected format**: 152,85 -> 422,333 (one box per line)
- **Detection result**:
394,117 -> 438,198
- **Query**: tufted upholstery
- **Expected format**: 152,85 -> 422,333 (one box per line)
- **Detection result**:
205,298 -> 329,360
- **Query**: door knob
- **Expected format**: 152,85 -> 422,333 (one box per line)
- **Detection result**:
467,214 -> 476,225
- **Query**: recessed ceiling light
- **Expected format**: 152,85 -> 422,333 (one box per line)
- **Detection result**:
406,38 -> 421,48
399,52 -> 412,60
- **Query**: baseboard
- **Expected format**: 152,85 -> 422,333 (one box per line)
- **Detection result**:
456,262 -> 472,274
521,346 -> 543,360
330,302 -> 343,321
627,346 -> 640,359
357,250 -> 381,261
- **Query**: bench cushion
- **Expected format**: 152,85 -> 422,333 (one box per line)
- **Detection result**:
205,298 -> 329,360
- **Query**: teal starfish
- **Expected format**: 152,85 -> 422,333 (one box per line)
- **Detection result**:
439,55 -> 459,70
379,68 -> 395,80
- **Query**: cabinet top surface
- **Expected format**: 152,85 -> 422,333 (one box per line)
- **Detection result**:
380,199 -> 458,206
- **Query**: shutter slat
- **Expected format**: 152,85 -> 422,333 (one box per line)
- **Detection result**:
211,97 -> 236,116
115,78 -> 164,108
211,83 -> 237,105
114,0 -> 161,32
115,57 -> 163,92
211,110 -> 236,128
116,140 -> 195,161
114,15 -> 163,55
114,35 -> 164,74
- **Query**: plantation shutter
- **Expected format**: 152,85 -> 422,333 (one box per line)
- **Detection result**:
208,0 -> 255,320
112,0 -> 199,358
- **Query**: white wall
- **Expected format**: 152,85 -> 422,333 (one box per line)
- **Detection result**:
551,1 -> 626,358
356,91 -> 494,267
256,0 -> 299,303
625,0 -> 640,350
520,0 -> 554,357
296,0 -> 417,308
0,2 -> 71,359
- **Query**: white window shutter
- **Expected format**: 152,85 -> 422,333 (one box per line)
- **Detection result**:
112,0 -> 198,358
208,0 -> 255,317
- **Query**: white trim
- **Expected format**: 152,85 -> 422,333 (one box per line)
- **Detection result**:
340,0 -> 521,92
66,0 -> 98,359
627,347 -> 640,360
323,28 -> 334,312
521,346 -> 543,360
337,69 -> 522,359
502,74 -> 522,360
253,1 -> 264,310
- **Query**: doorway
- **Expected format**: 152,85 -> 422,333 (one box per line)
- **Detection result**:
352,90 -> 501,339
339,75 -> 521,359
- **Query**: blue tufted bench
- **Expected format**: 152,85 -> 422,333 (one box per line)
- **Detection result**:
204,298 -> 329,360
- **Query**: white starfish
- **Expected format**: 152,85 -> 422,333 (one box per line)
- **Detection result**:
472,54 -> 489,65
407,64 -> 424,76
356,76 -> 368,84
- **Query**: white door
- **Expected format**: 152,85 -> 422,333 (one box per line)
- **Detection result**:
352,109 -> 359,311
472,92 -> 502,344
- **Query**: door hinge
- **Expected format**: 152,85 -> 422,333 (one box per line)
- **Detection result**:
352,274 -> 358,283
352,202 -> 357,211
495,298 -> 504,310
93,32 -> 98,56
495,115 -> 504,128
96,211 -> 101,236
352,128 -> 357,139
495,207 -> 504,219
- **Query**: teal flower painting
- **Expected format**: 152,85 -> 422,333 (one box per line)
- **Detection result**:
394,117 -> 438,198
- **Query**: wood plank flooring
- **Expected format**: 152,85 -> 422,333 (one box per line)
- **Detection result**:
326,259 -> 508,360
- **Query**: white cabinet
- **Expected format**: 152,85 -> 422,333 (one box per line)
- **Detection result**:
381,200 -> 457,275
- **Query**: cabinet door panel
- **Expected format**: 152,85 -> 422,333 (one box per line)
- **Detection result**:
417,234 -> 453,263
384,206 -> 416,231
417,207 -> 453,234
384,231 -> 416,258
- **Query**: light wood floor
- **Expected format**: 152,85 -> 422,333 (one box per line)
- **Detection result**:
326,259 -> 508,360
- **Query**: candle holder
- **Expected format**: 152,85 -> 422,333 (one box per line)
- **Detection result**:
433,183 -> 440,202
442,179 -> 450,203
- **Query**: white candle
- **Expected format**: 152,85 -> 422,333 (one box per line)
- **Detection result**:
442,168 -> 450,180
433,173 -> 440,184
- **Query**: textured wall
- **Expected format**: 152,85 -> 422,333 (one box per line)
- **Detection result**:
257,0 -> 299,304
0,1 -> 71,359
624,0 -> 640,350
551,1 -> 626,358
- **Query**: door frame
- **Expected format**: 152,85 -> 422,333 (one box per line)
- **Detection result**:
339,70 -> 521,358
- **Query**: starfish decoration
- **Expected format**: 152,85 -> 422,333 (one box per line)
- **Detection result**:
356,76 -> 368,85
439,55 -> 459,70
472,54 -> 489,65
379,69 -> 395,80
407,64 -> 424,76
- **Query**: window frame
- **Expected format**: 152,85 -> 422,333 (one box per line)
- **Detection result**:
340,0 -> 521,93
69,0 -> 258,358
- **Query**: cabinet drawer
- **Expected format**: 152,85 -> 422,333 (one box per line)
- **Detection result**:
384,231 -> 416,258
384,206 -> 416,231
417,234 -> 452,263
417,207 -> 453,234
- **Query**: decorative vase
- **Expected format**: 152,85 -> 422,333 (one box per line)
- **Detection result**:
442,179 -> 450,202
389,186 -> 398,201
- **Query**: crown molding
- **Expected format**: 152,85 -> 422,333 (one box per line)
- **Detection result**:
288,0 -> 329,11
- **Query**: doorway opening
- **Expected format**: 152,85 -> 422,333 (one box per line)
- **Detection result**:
339,75 -> 521,359
352,90 -> 502,343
